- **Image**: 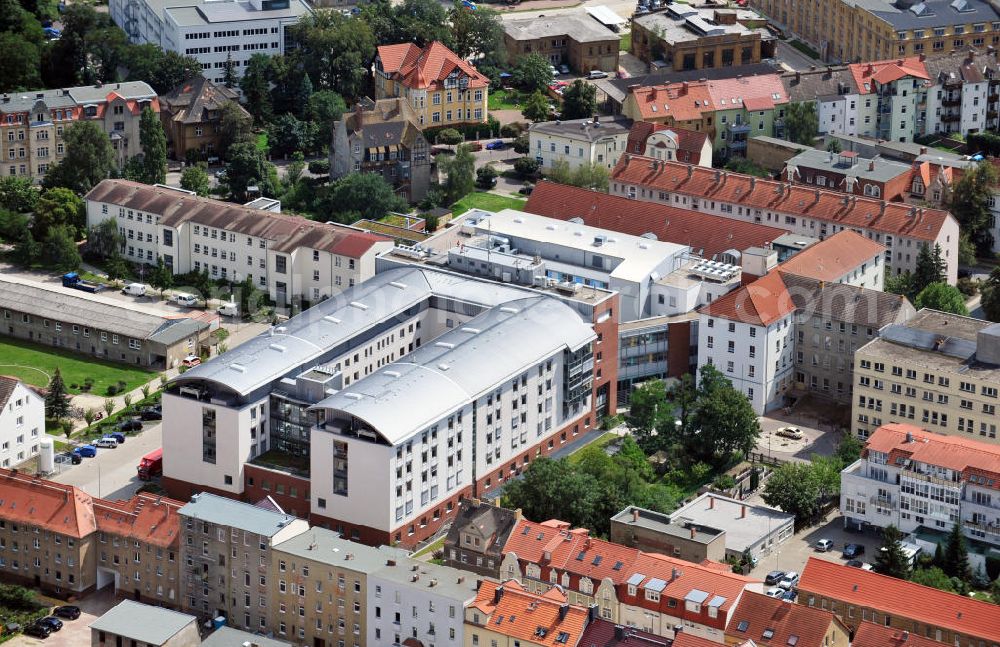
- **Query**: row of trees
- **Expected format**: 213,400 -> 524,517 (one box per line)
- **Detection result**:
760,435 -> 863,524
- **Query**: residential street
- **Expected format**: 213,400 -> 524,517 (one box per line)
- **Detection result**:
51,423 -> 163,501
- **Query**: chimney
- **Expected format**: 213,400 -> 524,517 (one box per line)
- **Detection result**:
558,604 -> 569,622
650,86 -> 657,100
920,146 -> 928,155
902,632 -> 910,641
869,160 -> 876,171
687,165 -> 693,179
632,508 -> 640,522
919,53 -> 926,62
741,505 -> 747,518
690,525 -> 697,539
615,626 -> 626,641
905,431 -> 913,443
709,496 -> 715,509
682,81 -> 689,95
494,586 -> 504,604
795,71 -> 801,83
671,567 -> 679,581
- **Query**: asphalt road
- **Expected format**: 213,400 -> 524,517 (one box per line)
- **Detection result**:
775,40 -> 822,72
51,422 -> 163,501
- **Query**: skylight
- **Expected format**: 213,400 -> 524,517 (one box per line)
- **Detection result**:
763,629 -> 775,640
737,621 -> 749,632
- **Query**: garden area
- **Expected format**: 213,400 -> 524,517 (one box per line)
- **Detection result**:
0,584 -> 49,642
451,192 -> 526,216
0,338 -> 154,396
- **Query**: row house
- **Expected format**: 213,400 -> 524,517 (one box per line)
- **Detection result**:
84,179 -> 392,308
0,377 -> 44,469
609,155 -> 960,282
466,579 -> 589,647
499,518 -> 760,642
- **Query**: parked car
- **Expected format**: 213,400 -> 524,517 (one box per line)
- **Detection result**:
182,355 -> 201,367
465,141 -> 483,152
53,606 -> 81,620
214,169 -> 227,179
23,623 -> 50,639
518,184 -> 534,195
173,293 -> 199,307
842,543 -> 865,559
765,587 -> 784,598
845,559 -> 873,570
139,406 -> 162,421
815,538 -> 834,552
94,437 -> 119,449
778,571 -> 799,590
73,445 -> 97,458
121,283 -> 146,296
559,64 -> 570,74
43,26 -> 61,39
485,140 -> 506,150
588,70 -> 609,79
107,430 -> 128,443
116,419 -> 142,433
781,589 -> 797,602
764,570 -> 785,585
776,426 -> 803,439
65,452 -> 82,465
37,617 -> 62,632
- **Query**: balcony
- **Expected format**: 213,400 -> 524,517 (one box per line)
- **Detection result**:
869,494 -> 896,508
941,113 -> 961,123
942,97 -> 961,107
963,519 -> 1000,536
901,469 -> 960,487
727,122 -> 751,133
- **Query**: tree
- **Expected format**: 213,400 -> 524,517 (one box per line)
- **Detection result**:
13,227 -> 39,266
513,133 -> 530,154
218,101 -> 253,159
476,165 -> 498,190
43,224 -> 82,272
224,140 -> 277,202
269,114 -> 320,157
0,33 -> 41,93
436,129 -> 464,146
885,270 -> 915,299
393,0 -> 449,46
0,209 -> 29,244
307,90 -> 347,146
981,266 -> 1000,322
690,364 -> 761,460
826,139 -> 842,153
105,253 -> 131,282
873,525 -> 911,579
513,156 -> 540,178
223,53 -> 238,89
321,172 -> 407,221
86,217 -> 123,261
784,101 -> 819,145
240,54 -> 274,126
913,243 -> 947,294
138,106 -> 167,185
148,256 -> 174,298
914,282 -> 968,315
560,80 -> 597,120
835,433 -> 864,467
950,160 -> 998,256
942,522 -> 971,581
0,176 -> 39,213
512,54 -> 553,93
503,457 -> 603,532
122,45 -> 203,94
270,56 -> 314,119
42,121 -> 115,194
44,368 -> 70,420
570,163 -> 609,192
761,462 -> 822,523
32,187 -> 84,241
448,1 -> 504,59
626,379 -> 670,453
292,11 -> 376,99
910,566 -> 957,592
521,91 -> 551,123
958,234 -> 977,267
103,398 -> 115,419
235,275 -> 265,320
180,165 -> 211,197
439,144 -> 475,204
83,408 -> 97,429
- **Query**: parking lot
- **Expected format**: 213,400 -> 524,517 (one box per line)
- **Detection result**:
6,588 -> 119,647
51,422 -> 163,501
755,413 -> 843,464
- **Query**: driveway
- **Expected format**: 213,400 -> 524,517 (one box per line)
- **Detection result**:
51,423 -> 163,501
755,412 -> 842,463
7,588 -> 119,647
749,512 -> 876,580
775,40 -> 822,72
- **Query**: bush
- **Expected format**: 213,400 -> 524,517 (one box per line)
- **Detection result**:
957,276 -> 979,296
308,159 -> 330,175
436,128 -> 464,146
712,474 -> 737,490
106,384 -> 120,396
500,122 -> 527,138
476,165 -> 499,189
514,156 -> 540,178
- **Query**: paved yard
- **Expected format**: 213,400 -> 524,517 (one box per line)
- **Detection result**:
755,410 -> 844,463
7,588 -> 119,647
51,422 -> 163,501
748,511 -> 879,581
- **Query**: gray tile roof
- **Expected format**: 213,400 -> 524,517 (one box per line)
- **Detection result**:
88,600 -> 195,645
778,273 -> 914,327
864,0 -> 1000,29
445,500 -> 520,552
179,492 -> 300,537
0,81 -> 154,115
782,66 -> 859,102
272,527 -> 391,574
785,148 -> 913,183
68,81 -> 156,104
161,76 -> 242,125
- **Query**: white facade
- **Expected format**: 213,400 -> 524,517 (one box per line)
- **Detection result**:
109,0 -> 311,86
0,380 -> 44,468
697,312 -> 795,414
530,117 -> 632,172
642,130 -> 713,167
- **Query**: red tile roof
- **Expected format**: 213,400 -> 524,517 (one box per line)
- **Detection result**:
776,230 -> 885,282
625,121 -> 710,165
798,557 -> 1000,642
699,269 -> 795,325
578,619 -> 670,647
377,42 -> 488,92
628,81 -> 715,122
727,591 -> 843,647
94,493 -> 184,549
864,423 -> 1000,490
0,469 -> 97,539
471,580 -> 589,647
611,155 -> 953,241
851,622 -> 944,647
849,57 -> 929,93
672,633 -> 725,647
707,75 -> 788,111
523,181 -> 789,261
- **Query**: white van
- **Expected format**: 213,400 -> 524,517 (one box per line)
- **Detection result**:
174,293 -> 199,307
122,283 -> 146,296
218,302 -> 239,317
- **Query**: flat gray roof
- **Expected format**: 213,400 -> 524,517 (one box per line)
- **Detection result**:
611,506 -> 724,544
201,627 -> 292,647
530,115 -> 633,142
165,0 -> 311,26
89,600 -> 195,645
179,492 -> 299,537
633,6 -> 763,44
671,493 -> 793,553
785,148 -> 912,183
371,548 -> 480,603
68,81 -> 156,104
504,13 -> 619,43
272,527 -> 389,574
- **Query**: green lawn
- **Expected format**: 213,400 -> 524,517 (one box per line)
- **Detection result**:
567,432 -> 618,465
0,337 -> 154,395
256,132 -> 269,153
619,32 -> 631,53
451,192 -> 527,216
488,88 -> 524,111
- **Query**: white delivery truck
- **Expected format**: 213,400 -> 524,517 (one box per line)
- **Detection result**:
122,283 -> 147,296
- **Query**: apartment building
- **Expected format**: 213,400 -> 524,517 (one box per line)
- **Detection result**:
443,499 -> 521,578
368,553 -> 479,647
84,180 -> 392,308
630,5 -> 772,70
781,66 -> 867,137
726,591 -> 850,647
162,267 -> 614,548
268,527 -> 388,647
503,14 -> 621,75
109,0 -> 312,86
159,76 -> 249,161
0,81 -> 156,182
529,115 -> 633,172
797,557 -> 1000,646
841,422 -> 1000,550
749,0 -> 1000,64
849,56 -> 930,143
374,42 -> 489,127
783,149 -> 915,201
1,276 -> 213,369
465,579 -> 590,647
499,517 -> 761,640
609,155 -> 960,282
923,49 -> 1000,135
178,493 -> 310,630
851,621 -> 949,647
852,309 -> 1000,441
625,121 -> 712,167
0,377 -> 43,469
331,98 -> 431,203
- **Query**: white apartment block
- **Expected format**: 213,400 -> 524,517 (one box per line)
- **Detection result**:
367,554 -> 477,647
841,422 -> 1000,552
529,115 -> 633,172
84,180 -> 392,307
110,0 -> 312,87
852,310 -> 1000,443
0,378 -> 44,469
162,267 -> 605,548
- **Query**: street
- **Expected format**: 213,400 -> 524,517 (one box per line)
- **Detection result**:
51,422 -> 163,501
774,40 -> 822,72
